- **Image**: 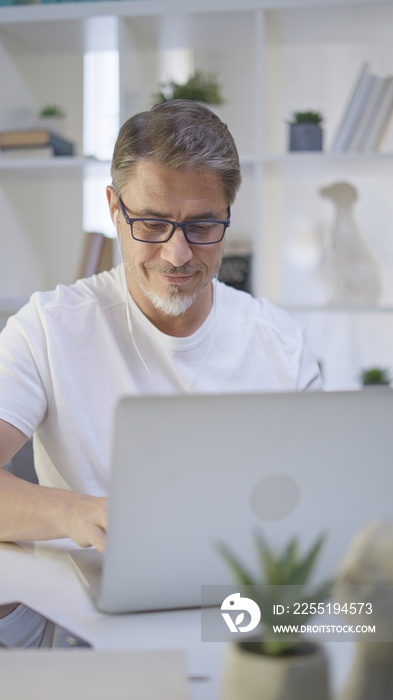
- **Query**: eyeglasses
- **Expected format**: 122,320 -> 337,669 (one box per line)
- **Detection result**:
118,198 -> 231,245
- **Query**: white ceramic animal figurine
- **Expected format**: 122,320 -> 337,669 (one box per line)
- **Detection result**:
319,182 -> 381,305
336,521 -> 393,700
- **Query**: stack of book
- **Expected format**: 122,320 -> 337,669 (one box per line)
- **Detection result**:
77,232 -> 114,280
331,62 -> 393,153
0,129 -> 74,158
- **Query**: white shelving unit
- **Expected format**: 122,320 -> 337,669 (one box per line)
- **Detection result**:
1,0 -> 393,387
0,156 -> 86,173
259,3 -> 393,387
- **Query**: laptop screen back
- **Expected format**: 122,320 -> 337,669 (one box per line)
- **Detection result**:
97,390 -> 393,613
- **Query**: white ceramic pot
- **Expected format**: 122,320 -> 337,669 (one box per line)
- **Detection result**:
221,639 -> 331,700
34,117 -> 65,136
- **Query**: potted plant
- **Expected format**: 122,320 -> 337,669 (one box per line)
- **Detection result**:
288,110 -> 324,151
218,532 -> 333,700
35,104 -> 66,134
360,366 -> 391,387
155,70 -> 225,107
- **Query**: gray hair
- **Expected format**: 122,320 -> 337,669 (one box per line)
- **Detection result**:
111,100 -> 241,205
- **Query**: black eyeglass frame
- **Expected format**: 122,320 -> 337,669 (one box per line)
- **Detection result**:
117,197 -> 231,245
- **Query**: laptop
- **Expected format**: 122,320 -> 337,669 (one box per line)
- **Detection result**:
69,390 -> 393,613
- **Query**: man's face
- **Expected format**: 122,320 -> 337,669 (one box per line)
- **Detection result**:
107,160 -> 228,330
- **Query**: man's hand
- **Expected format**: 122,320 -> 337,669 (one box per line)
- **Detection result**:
0,471 -> 108,552
0,419 -> 108,551
0,468 -> 108,552
61,493 -> 108,552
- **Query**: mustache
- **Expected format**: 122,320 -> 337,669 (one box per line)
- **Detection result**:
145,263 -> 202,275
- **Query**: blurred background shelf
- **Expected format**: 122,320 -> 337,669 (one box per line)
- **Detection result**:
1,0 -> 393,389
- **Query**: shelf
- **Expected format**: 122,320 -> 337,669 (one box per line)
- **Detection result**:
268,3 -> 393,44
0,0 -> 391,64
0,156 -> 111,178
4,0 -> 390,55
283,305 -> 393,313
0,1 -> 260,55
2,151 -> 393,177
261,151 -> 393,176
263,151 -> 393,161
0,155 -> 87,177
0,0 -> 389,27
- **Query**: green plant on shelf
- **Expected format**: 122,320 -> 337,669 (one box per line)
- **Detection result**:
360,366 -> 391,386
38,104 -> 65,119
155,70 -> 225,106
288,110 -> 324,125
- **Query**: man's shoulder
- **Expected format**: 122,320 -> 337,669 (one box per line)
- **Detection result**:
217,281 -> 303,339
30,266 -> 123,315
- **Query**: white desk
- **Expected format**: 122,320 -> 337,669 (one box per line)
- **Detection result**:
0,539 -> 225,700
0,540 -> 353,699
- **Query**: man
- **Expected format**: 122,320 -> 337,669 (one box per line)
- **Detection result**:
0,100 -> 322,553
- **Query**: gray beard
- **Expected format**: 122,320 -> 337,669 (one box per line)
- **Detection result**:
124,258 -> 221,318
142,287 -> 202,317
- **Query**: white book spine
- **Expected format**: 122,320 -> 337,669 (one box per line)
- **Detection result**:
347,75 -> 385,152
358,76 -> 391,151
331,62 -> 369,153
364,77 -> 393,151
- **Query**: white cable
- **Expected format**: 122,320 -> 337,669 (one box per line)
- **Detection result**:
116,218 -> 216,394
185,280 -> 217,395
116,222 -> 156,382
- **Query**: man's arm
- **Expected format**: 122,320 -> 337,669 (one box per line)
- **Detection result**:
0,419 -> 107,552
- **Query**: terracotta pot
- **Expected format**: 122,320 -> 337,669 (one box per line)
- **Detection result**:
221,638 -> 331,700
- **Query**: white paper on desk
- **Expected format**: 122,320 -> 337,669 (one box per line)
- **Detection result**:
0,649 -> 190,700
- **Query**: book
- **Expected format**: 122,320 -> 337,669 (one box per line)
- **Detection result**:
331,62 -> 372,152
357,75 -> 392,151
0,129 -> 74,156
347,74 -> 386,151
363,76 -> 393,151
77,232 -> 114,280
0,146 -> 53,159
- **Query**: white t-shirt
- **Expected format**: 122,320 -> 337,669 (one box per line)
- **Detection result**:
0,266 -> 322,495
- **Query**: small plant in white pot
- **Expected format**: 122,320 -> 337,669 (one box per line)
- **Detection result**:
35,104 -> 66,134
218,532 -> 333,700
288,110 -> 324,151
